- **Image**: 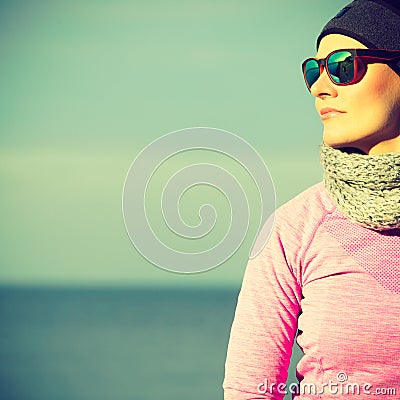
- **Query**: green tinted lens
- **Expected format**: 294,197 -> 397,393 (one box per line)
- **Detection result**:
327,50 -> 355,84
304,59 -> 320,88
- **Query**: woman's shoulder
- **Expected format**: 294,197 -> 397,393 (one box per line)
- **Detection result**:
271,181 -> 337,241
250,181 -> 337,279
251,181 -> 338,261
278,181 -> 336,221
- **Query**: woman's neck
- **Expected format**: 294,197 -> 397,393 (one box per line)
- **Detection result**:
352,133 -> 400,155
368,136 -> 400,154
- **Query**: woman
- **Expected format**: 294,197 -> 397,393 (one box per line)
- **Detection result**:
223,1 -> 400,399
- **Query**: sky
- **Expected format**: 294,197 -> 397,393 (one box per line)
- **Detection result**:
0,0 -> 349,287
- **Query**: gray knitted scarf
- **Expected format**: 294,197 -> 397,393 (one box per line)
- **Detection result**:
320,142 -> 400,231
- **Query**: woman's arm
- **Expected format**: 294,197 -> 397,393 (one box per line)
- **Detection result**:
223,213 -> 302,400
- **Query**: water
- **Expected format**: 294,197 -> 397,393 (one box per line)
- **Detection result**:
0,287 -> 301,400
0,287 -> 239,400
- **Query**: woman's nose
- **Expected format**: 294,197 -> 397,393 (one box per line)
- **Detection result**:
310,68 -> 338,98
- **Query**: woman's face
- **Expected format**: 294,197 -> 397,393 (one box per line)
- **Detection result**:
312,34 -> 400,154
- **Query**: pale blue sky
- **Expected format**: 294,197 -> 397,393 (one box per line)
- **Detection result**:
0,0 -> 349,287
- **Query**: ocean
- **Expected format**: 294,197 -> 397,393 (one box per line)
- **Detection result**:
0,287 -> 300,400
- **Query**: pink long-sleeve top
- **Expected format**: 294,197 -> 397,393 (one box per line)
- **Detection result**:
223,181 -> 400,399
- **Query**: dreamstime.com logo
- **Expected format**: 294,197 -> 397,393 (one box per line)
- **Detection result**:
257,372 -> 397,396
122,127 -> 276,273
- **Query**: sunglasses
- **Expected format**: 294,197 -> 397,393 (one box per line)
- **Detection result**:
302,48 -> 400,91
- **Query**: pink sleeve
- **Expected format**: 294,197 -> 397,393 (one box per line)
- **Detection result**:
223,212 -> 303,400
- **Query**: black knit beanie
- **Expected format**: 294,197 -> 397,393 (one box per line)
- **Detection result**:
317,0 -> 400,75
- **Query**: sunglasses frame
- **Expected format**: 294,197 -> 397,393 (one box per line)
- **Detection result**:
302,48 -> 400,91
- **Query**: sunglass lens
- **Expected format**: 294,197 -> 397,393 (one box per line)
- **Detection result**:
327,50 -> 355,84
304,59 -> 320,88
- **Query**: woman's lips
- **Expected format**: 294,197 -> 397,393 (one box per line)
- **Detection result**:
320,107 -> 345,121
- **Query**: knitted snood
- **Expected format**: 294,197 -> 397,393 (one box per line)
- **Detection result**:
320,142 -> 400,230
